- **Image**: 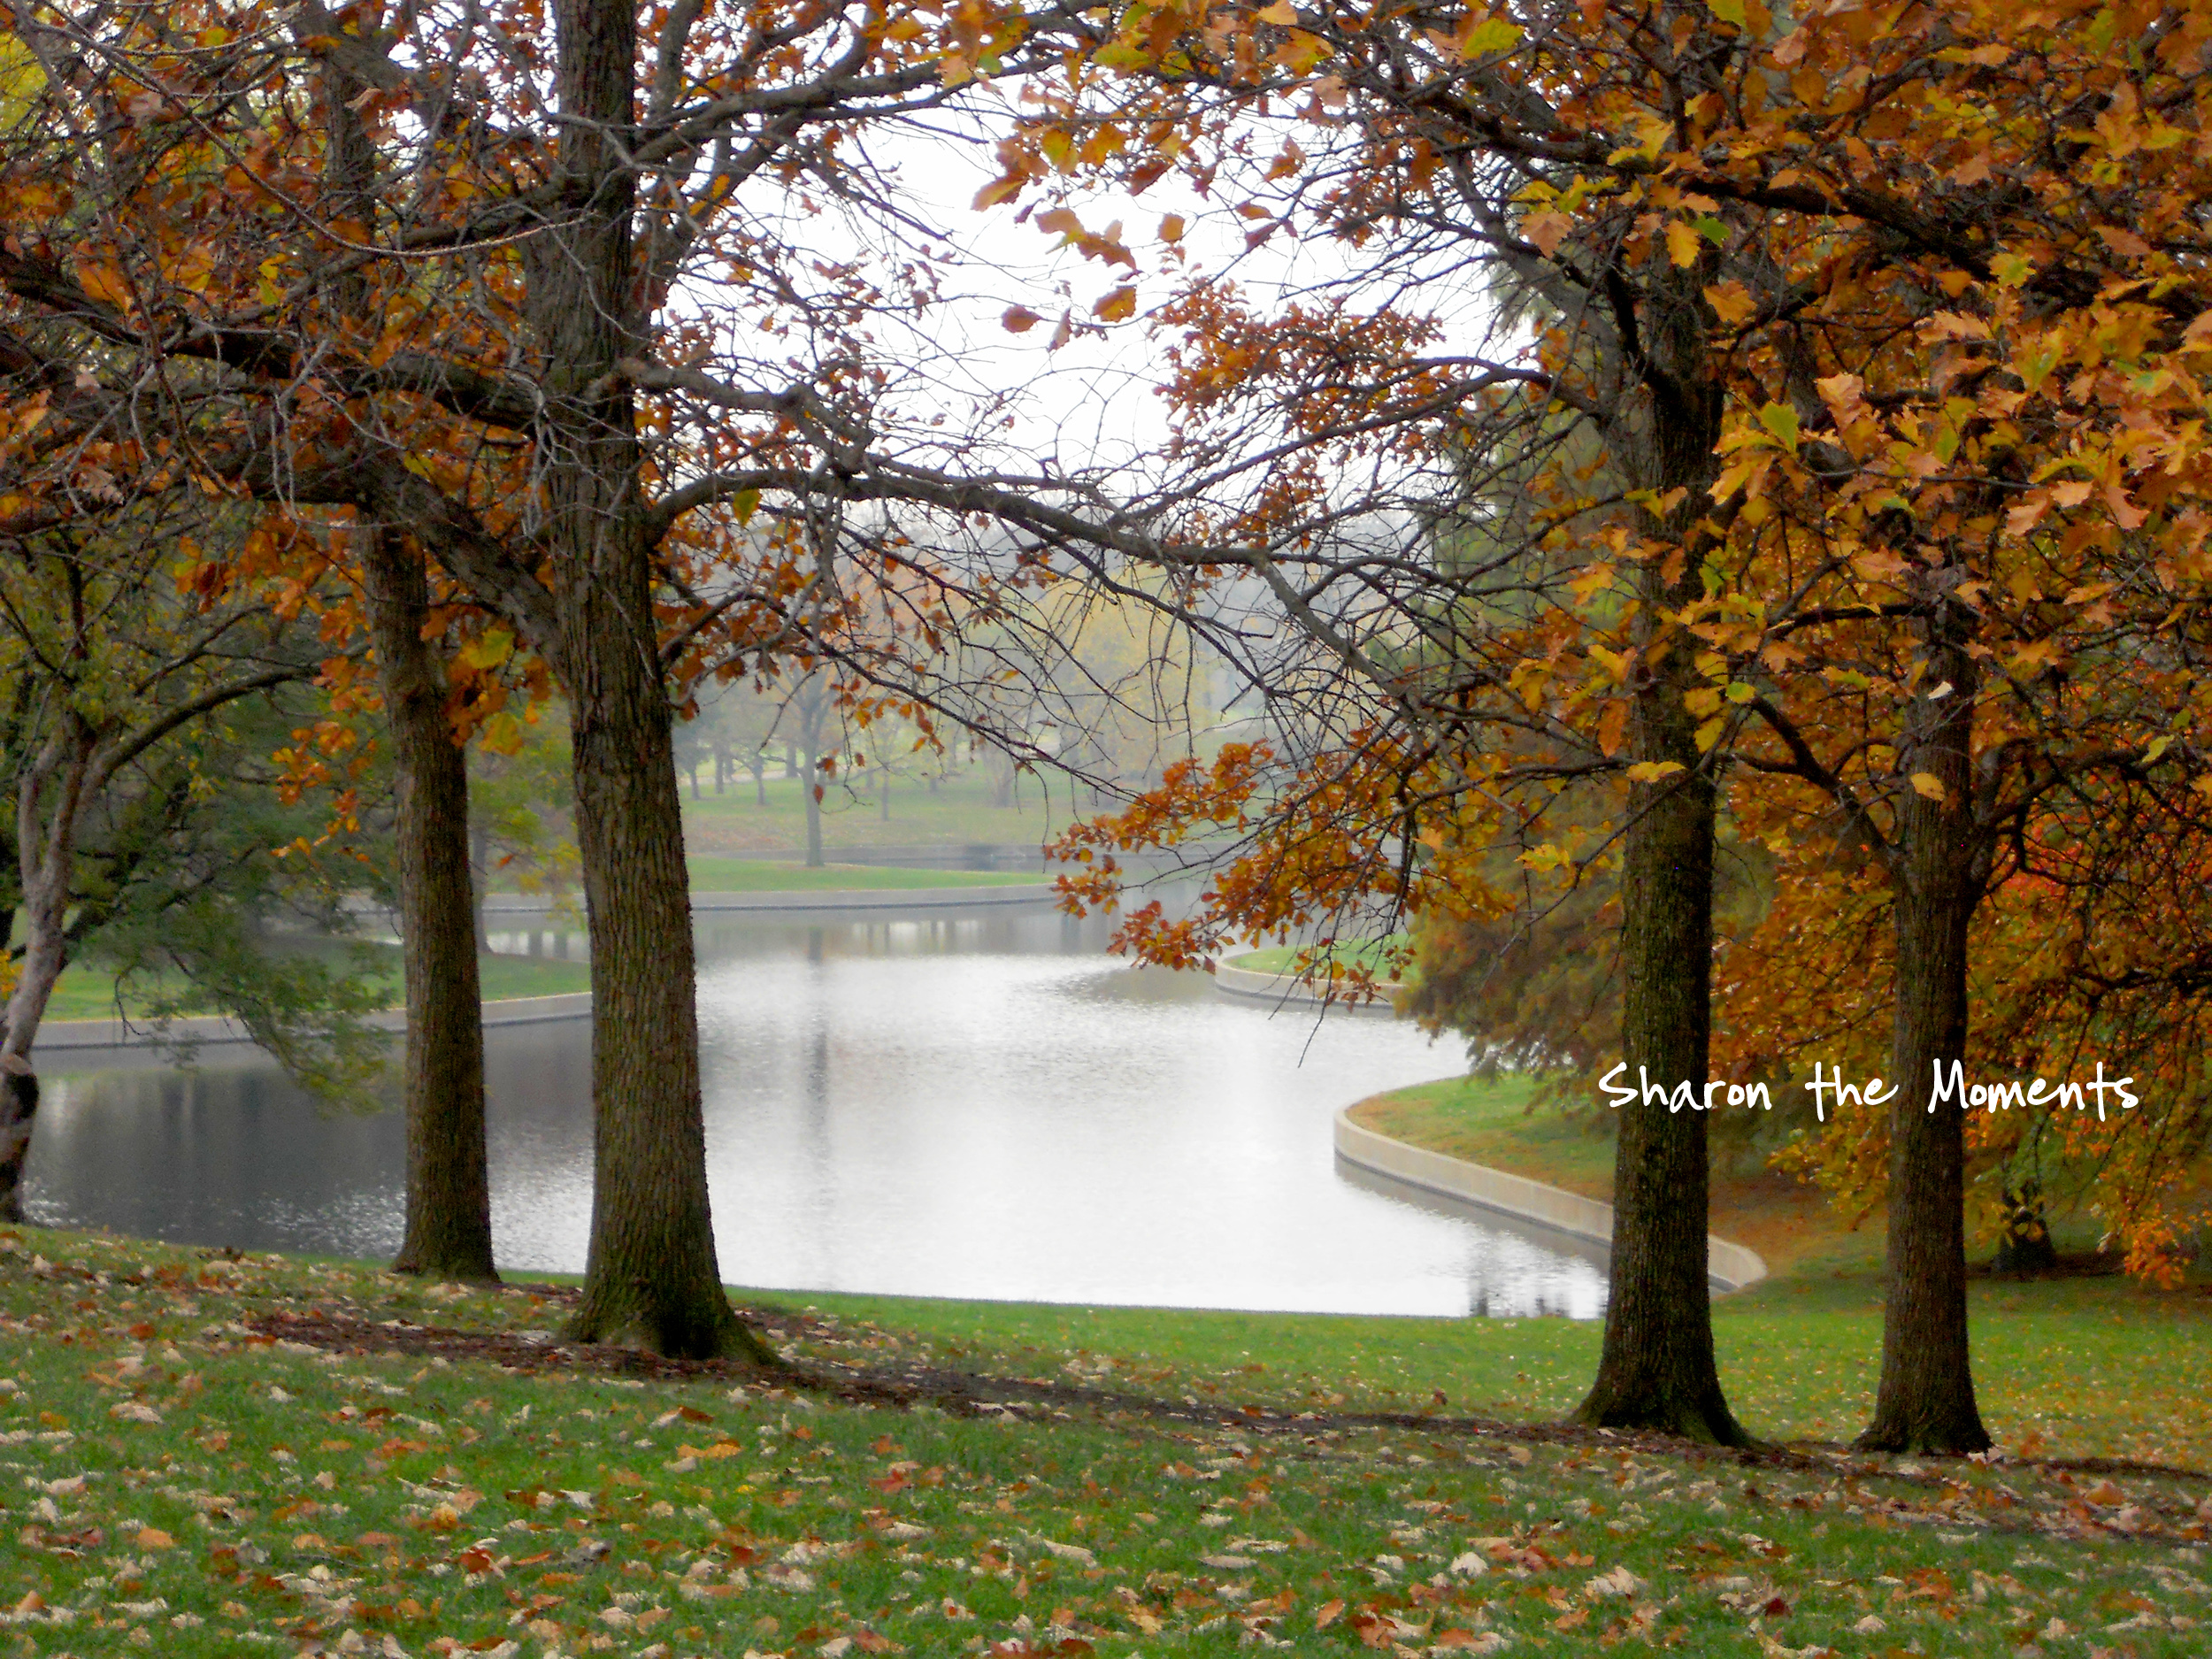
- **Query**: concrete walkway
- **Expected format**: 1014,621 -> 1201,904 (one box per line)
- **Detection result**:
1334,1107 -> 1769,1293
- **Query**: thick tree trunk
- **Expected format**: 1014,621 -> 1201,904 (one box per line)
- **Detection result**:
362,530 -> 498,1282
1572,621 -> 1743,1444
1573,262 -> 1745,1445
1857,631 -> 1990,1453
528,0 -> 766,1362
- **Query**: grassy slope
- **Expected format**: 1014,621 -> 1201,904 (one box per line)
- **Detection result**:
40,945 -> 594,1025
1,1226 -> 2208,1658
682,858 -> 1042,893
1348,1074 -> 1867,1279
680,771 -> 1063,856
1347,1073 -> 2212,1466
47,860 -> 1044,1025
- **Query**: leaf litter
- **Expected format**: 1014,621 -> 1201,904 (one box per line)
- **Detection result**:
2,1225 -> 2209,1655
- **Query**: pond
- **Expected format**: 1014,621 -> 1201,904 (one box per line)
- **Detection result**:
23,901 -> 1608,1319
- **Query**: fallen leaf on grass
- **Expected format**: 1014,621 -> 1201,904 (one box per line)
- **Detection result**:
1585,1564 -> 1645,1599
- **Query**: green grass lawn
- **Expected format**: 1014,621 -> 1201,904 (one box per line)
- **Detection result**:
681,768 -> 1066,856
39,943 -> 593,1025
1,1226 -> 2208,1658
682,857 -> 1044,892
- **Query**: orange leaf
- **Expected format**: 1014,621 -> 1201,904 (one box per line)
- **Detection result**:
1093,286 -> 1137,322
1664,220 -> 1702,267
1002,306 -> 1043,334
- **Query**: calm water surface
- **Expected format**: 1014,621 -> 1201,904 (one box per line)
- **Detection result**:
24,903 -> 1607,1318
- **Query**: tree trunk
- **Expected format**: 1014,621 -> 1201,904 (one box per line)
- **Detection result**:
1572,618 -> 1743,1444
1857,628 -> 1990,1453
467,819 -> 492,953
803,738 -> 824,867
752,754 -> 766,806
0,723 -> 94,1220
879,770 -> 890,822
526,0 -> 765,1362
362,529 -> 498,1282
1573,260 -> 1745,1445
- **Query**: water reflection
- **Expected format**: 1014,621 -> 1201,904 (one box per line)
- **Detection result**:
25,902 -> 1607,1318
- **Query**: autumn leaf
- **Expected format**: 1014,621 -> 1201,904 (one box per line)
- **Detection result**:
1093,286 -> 1138,322
1909,772 -> 1948,803
1664,220 -> 1703,268
1002,306 -> 1044,334
1522,210 -> 1571,256
1624,760 -> 1686,782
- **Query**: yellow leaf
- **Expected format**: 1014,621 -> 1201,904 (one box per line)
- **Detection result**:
456,628 -> 515,672
1597,701 -> 1628,758
1909,772 -> 1948,803
1093,286 -> 1138,322
1664,220 -> 1703,268
1703,280 -> 1756,326
76,259 -> 132,310
1256,0 -> 1297,21
1159,213 -> 1186,242
479,711 -> 525,757
1624,760 -> 1686,782
1694,715 -> 1726,752
2143,735 -> 2171,766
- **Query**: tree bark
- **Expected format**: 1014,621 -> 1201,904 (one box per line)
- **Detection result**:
1573,260 -> 1746,1445
1857,623 -> 1990,1453
0,720 -> 94,1220
469,820 -> 492,953
803,739 -> 825,865
1572,605 -> 1743,1444
362,529 -> 498,1282
526,0 -> 766,1361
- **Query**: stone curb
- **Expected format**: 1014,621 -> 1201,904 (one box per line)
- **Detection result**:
1333,1108 -> 1769,1293
1212,961 -> 1402,1018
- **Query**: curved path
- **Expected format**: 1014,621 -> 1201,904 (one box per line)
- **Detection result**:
1210,959 -> 1401,1018
1334,1106 -> 1769,1293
